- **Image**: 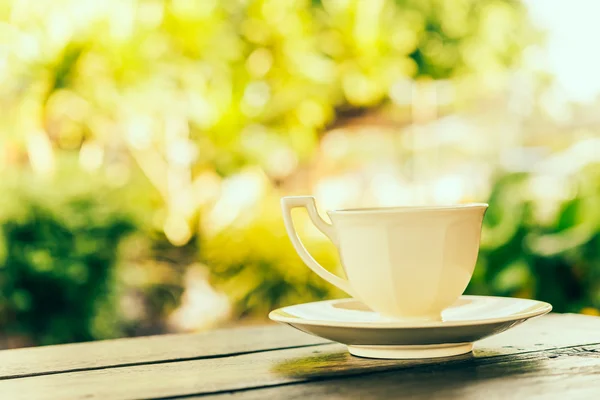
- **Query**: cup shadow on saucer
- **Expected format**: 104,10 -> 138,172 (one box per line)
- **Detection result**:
330,297 -> 476,318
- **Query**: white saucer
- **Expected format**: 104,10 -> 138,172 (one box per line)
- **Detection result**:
269,295 -> 552,359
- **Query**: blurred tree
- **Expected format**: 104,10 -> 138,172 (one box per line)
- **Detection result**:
0,0 -> 533,244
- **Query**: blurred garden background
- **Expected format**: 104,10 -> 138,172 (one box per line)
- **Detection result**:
1,0 -> 600,348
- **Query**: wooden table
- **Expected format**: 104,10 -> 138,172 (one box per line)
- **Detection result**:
1,313 -> 600,399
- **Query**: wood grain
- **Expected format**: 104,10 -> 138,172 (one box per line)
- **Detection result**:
0,314 -> 599,400
0,325 -> 327,379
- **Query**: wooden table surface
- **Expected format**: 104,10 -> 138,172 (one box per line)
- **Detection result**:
1,313 -> 600,399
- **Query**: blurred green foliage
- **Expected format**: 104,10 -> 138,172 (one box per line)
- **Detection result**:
0,166 -> 137,345
468,162 -> 600,313
1,0 -> 532,176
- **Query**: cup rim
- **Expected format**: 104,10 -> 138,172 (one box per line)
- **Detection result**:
327,202 -> 489,215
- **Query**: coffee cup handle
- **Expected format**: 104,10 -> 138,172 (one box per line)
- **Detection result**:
281,196 -> 356,297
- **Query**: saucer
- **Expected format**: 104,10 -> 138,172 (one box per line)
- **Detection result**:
269,295 -> 552,359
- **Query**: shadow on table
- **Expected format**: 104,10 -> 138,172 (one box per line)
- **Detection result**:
271,347 -> 545,383
271,353 -> 548,399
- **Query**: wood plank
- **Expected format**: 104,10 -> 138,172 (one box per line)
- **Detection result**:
202,345 -> 600,400
0,325 -> 327,380
0,314 -> 599,400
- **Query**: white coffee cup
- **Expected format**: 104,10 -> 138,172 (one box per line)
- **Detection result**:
281,196 -> 488,321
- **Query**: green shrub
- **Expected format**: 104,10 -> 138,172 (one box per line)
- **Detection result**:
467,161 -> 600,313
0,170 -> 137,346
